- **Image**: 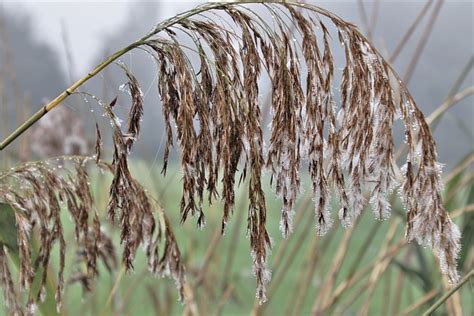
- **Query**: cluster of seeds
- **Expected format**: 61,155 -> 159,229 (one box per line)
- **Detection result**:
0,2 -> 460,311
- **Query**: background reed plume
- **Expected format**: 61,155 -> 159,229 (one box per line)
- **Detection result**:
0,2 -> 469,315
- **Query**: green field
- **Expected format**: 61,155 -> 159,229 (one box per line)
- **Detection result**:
6,159 -> 465,316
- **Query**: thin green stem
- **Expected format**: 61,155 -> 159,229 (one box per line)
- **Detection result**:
422,269 -> 474,316
0,42 -> 140,151
0,1 -> 249,151
0,1 -> 356,152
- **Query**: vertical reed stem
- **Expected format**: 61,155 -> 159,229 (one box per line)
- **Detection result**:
422,269 -> 473,316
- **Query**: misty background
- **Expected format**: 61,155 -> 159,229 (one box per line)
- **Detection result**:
0,0 -> 472,171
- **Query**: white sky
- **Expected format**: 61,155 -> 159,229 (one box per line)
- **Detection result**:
1,0 -> 472,167
3,0 -> 470,76
2,1 -> 201,74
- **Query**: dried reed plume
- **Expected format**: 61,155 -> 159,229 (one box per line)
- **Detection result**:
0,75 -> 184,314
29,100 -> 90,158
0,1 -> 461,311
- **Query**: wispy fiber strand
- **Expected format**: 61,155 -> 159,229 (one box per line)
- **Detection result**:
140,3 -> 460,302
0,1 -> 461,309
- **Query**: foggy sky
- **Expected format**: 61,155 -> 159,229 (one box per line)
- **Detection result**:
1,0 -> 472,169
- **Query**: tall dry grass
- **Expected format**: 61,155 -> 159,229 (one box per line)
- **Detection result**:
0,2 -> 472,315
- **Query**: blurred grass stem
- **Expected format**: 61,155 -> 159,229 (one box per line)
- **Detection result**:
422,269 -> 474,316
